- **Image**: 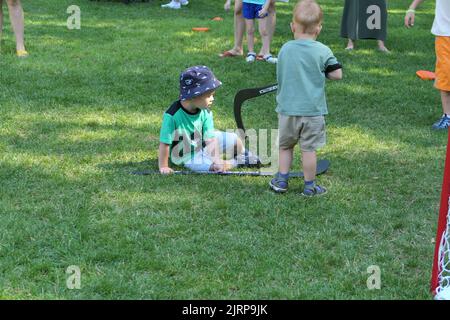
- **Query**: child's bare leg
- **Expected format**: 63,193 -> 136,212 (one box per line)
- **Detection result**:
232,0 -> 244,55
6,0 -> 25,52
268,2 -> 276,43
245,19 -> 255,54
269,147 -> 292,192
258,17 -> 270,56
259,2 -> 275,56
222,1 -> 244,56
442,90 -> 450,115
279,148 -> 293,175
302,151 -> 316,182
301,150 -> 326,196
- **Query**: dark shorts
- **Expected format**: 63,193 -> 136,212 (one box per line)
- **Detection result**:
242,2 -> 268,19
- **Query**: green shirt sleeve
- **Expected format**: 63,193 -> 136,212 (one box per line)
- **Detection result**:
159,113 -> 175,145
202,110 -> 216,141
323,47 -> 342,73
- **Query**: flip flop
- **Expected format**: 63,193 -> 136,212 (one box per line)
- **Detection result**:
258,55 -> 277,64
16,50 -> 29,58
416,70 -> 436,81
219,50 -> 242,58
211,17 -> 223,21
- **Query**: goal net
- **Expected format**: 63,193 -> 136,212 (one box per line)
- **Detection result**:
431,133 -> 450,300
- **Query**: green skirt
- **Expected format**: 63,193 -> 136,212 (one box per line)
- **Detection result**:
341,0 -> 387,41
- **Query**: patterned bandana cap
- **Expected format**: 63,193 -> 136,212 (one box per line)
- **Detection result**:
179,66 -> 222,101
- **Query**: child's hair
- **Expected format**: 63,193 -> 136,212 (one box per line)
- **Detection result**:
293,0 -> 323,34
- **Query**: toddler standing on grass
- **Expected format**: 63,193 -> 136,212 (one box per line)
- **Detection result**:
269,0 -> 343,196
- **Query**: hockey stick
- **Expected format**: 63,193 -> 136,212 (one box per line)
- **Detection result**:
132,159 -> 330,177
233,83 -> 278,132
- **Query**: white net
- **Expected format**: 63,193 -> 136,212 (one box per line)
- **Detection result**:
435,198 -> 450,300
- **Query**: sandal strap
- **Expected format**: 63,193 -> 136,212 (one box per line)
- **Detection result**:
16,50 -> 29,57
304,185 -> 326,195
314,185 -> 326,193
274,173 -> 288,182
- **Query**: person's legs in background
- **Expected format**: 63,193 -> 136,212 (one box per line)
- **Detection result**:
6,0 -> 26,56
442,91 -> 450,116
432,37 -> 450,130
256,1 -> 277,63
346,38 -> 389,52
232,0 -> 245,55
258,16 -> 269,56
258,15 -> 276,63
220,0 -> 244,57
268,0 -> 276,44
259,0 -> 276,56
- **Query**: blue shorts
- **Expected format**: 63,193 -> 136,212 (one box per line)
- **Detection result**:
184,131 -> 238,172
242,2 -> 268,20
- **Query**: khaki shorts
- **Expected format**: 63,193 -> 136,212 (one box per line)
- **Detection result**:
435,36 -> 450,92
278,114 -> 326,152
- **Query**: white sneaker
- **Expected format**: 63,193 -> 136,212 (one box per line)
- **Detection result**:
263,54 -> 277,64
161,1 -> 181,9
181,0 -> 189,5
246,52 -> 256,63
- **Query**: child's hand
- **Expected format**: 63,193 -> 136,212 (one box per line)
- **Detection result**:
258,8 -> 268,18
405,11 -> 415,28
224,0 -> 231,11
159,167 -> 174,174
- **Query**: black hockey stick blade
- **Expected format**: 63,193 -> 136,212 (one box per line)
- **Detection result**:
132,159 -> 329,177
233,83 -> 278,132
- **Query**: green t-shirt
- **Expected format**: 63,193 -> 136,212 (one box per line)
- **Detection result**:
276,39 -> 341,117
159,100 -> 215,165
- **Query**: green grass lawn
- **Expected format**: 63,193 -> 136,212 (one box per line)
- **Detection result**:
0,0 -> 444,299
